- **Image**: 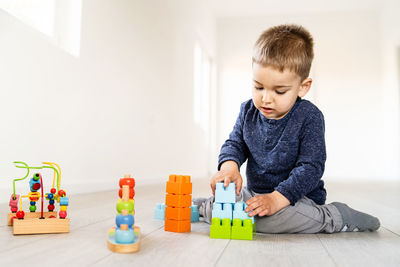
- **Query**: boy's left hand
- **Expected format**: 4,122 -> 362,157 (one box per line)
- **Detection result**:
245,191 -> 290,217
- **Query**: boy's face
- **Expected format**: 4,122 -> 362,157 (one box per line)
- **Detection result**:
252,63 -> 311,120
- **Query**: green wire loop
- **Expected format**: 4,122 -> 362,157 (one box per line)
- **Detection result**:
12,161 -> 61,199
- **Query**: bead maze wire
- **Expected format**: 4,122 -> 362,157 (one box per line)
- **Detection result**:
12,161 -> 61,199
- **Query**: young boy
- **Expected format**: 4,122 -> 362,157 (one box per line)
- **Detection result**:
194,24 -> 380,233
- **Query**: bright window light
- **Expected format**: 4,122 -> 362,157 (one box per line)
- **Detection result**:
1,0 -> 82,57
193,41 -> 211,133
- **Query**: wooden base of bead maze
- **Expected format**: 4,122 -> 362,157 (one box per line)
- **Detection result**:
7,211 -> 57,226
107,226 -> 141,253
8,212 -> 70,235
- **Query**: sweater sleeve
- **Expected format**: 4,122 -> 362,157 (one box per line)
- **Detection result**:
275,111 -> 326,205
218,102 -> 250,170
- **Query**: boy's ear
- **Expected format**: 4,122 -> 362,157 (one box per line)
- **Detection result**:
298,78 -> 312,98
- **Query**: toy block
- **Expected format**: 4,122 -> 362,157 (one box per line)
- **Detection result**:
154,203 -> 166,220
7,211 -> 57,226
166,175 -> 192,195
165,193 -> 192,208
107,226 -> 140,253
13,218 -> 70,235
231,219 -> 253,240
215,183 -> 235,204
191,205 -> 199,222
233,201 -> 255,224
212,203 -> 233,221
165,219 -> 191,233
210,217 -> 231,239
165,207 -> 191,221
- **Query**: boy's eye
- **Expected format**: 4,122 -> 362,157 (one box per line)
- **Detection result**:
254,86 -> 263,90
276,91 -> 286,95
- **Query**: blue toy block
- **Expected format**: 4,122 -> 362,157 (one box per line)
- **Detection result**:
154,203 -> 166,220
212,202 -> 233,220
214,182 -> 235,204
233,201 -> 254,224
191,205 -> 200,222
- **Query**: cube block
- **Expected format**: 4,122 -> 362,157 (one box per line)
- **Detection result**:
165,219 -> 191,233
231,219 -> 253,240
191,205 -> 199,222
166,175 -> 192,195
212,203 -> 233,221
165,194 -> 192,208
233,201 -> 254,224
215,183 -> 235,204
210,217 -> 231,239
154,203 -> 166,220
165,207 -> 191,221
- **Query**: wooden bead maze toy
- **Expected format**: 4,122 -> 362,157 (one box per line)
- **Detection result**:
7,161 -> 70,235
107,175 -> 141,253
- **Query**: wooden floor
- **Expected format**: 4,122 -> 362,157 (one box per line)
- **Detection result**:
0,180 -> 399,267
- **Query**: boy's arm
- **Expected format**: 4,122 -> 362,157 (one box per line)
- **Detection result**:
218,102 -> 249,173
213,102 -> 250,195
275,111 -> 326,205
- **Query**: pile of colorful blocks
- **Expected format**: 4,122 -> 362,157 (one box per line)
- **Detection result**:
154,175 -> 200,233
210,183 -> 255,240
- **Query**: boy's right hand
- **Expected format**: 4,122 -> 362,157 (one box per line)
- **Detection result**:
210,160 -> 242,195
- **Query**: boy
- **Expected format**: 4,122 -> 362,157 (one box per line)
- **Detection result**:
194,24 -> 380,233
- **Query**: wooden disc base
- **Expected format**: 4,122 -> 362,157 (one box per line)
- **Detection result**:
107,226 -> 140,253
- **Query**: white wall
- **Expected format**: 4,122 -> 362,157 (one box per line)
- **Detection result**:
216,9 -> 400,181
0,0 -> 216,203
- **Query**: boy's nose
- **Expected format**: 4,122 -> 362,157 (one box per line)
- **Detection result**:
262,91 -> 272,103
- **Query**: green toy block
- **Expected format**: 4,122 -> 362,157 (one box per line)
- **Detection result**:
210,217 -> 231,239
231,219 -> 253,240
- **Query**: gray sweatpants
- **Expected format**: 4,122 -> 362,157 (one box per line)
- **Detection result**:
201,187 -> 343,234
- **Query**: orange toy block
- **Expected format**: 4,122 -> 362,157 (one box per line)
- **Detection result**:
165,219 -> 191,233
166,175 -> 192,195
165,207 -> 191,221
165,194 -> 192,208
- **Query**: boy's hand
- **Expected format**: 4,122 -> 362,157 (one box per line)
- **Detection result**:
245,191 -> 290,217
210,160 -> 242,195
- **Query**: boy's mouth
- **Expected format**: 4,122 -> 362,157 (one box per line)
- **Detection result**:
261,107 -> 274,113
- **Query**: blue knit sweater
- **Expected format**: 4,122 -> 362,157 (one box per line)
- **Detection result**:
218,97 -> 327,205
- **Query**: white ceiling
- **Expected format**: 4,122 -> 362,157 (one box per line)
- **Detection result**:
207,0 -> 384,18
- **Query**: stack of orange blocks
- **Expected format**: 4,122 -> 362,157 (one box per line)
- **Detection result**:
164,175 -> 192,233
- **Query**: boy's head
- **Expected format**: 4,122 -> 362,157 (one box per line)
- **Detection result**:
251,24 -> 314,119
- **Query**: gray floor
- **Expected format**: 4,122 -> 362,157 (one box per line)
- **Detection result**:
0,180 -> 399,267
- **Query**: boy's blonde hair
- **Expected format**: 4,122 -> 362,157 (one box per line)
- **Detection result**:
253,24 -> 314,81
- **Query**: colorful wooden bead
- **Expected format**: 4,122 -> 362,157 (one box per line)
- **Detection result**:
116,214 -> 134,228
115,228 -> 135,244
58,190 -> 66,197
118,188 -> 135,199
48,204 -> 55,211
49,199 -> 55,204
116,200 -> 134,214
50,188 -> 56,194
47,193 -> 54,199
29,205 -> 36,212
119,177 -> 135,188
30,201 -> 36,205
60,197 -> 69,206
33,173 -> 41,181
59,211 -> 67,218
9,194 -> 19,210
60,205 -> 67,211
16,210 -> 25,219
11,207 -> 18,212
